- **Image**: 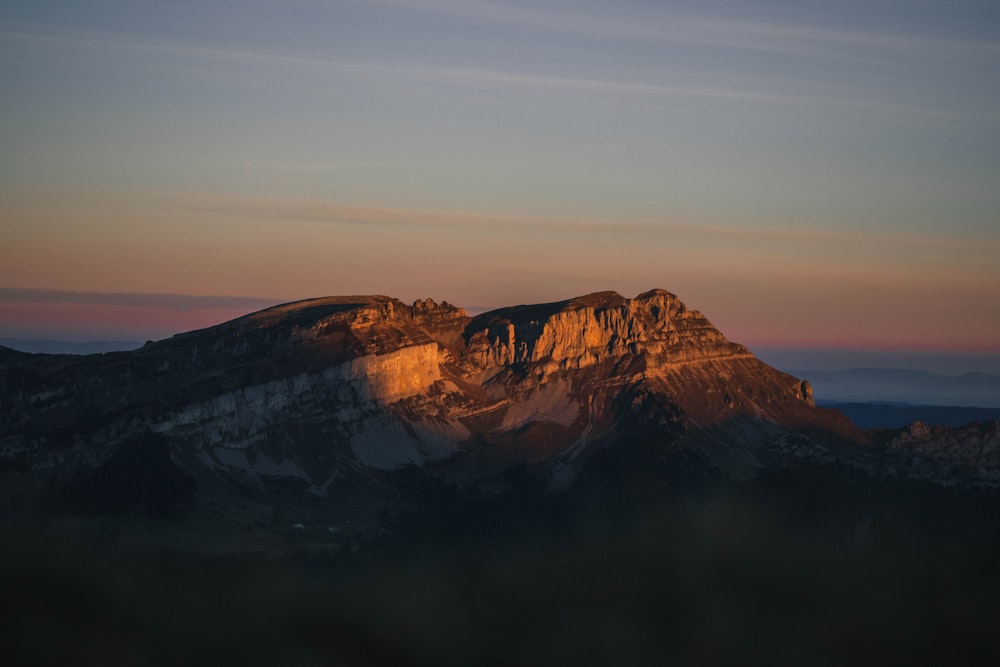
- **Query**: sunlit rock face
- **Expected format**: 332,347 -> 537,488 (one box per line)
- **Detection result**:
345,343 -> 442,404
465,289 -> 751,372
459,290 -> 823,437
0,289 -> 852,501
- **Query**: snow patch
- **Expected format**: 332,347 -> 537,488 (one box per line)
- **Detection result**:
349,417 -> 425,470
349,414 -> 458,470
211,446 -> 308,479
500,379 -> 580,430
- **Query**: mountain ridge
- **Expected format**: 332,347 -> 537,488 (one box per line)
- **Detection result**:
6,288 -> 996,555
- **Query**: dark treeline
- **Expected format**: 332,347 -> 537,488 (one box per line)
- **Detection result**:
5,457 -> 1000,666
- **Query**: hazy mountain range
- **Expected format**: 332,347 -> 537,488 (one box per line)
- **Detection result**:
0,338 -> 144,355
791,368 -> 1000,409
819,401 -> 1000,429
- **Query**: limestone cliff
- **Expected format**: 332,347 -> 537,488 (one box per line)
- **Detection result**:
458,290 -> 825,439
465,289 -> 750,372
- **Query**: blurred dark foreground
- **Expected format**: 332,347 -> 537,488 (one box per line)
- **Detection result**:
4,472 -> 1000,666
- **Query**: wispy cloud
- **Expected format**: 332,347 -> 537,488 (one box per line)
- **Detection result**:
0,28 -> 800,103
12,189 -> 996,257
6,26 -> 996,122
0,288 -> 278,312
350,0 -> 1000,62
188,193 -> 1000,255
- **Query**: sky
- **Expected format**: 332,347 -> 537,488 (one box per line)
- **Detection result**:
1,0 -> 999,367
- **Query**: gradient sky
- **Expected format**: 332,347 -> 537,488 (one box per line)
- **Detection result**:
1,1 -> 999,357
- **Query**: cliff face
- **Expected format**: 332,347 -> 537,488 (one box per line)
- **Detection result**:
0,289 -> 858,513
465,289 -> 750,372
459,290 -> 823,440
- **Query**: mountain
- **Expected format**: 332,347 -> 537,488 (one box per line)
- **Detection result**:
0,338 -> 144,355
5,289 -> 1000,665
1,288 -> 996,553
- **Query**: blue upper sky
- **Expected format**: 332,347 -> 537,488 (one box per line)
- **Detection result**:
5,0 -> 998,225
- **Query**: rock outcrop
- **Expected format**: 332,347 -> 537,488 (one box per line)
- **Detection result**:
461,290 -> 833,441
883,420 -> 1000,487
464,290 -> 749,371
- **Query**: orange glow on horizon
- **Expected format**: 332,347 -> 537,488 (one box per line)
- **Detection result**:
0,302 -> 261,342
2,190 -> 997,351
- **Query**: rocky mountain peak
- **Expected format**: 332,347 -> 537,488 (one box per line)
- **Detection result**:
237,295 -> 468,339
408,298 -> 469,342
463,289 -> 749,373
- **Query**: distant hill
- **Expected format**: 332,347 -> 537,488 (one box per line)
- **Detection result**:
0,338 -> 143,355
818,401 -> 1000,429
789,368 -> 1000,409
